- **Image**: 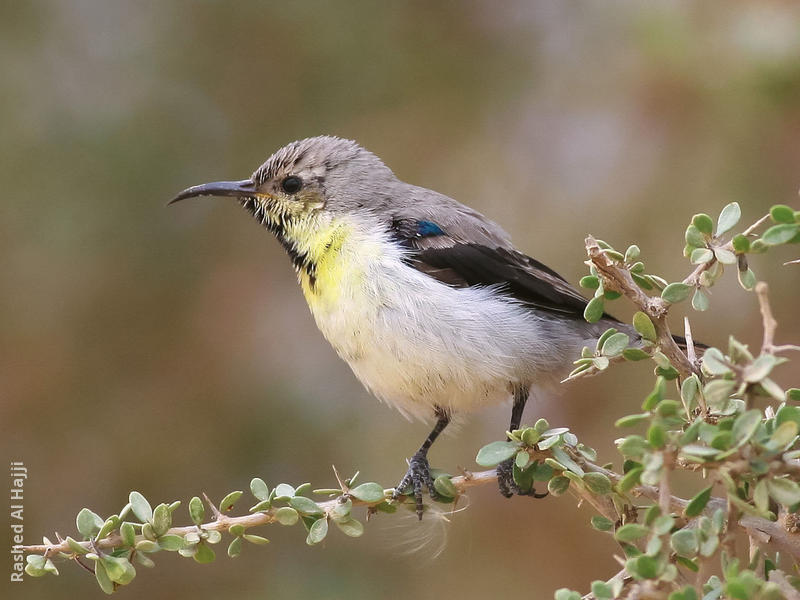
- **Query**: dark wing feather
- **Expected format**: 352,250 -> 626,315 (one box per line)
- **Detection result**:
390,217 -> 598,318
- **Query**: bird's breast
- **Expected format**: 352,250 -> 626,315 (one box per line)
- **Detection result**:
291,226 -> 559,419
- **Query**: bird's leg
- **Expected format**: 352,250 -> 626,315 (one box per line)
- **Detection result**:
393,406 -> 450,520
497,386 -> 548,499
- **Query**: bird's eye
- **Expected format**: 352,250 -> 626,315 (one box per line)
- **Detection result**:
281,176 -> 303,194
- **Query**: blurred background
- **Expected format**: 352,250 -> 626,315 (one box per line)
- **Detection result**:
3,1 -> 800,598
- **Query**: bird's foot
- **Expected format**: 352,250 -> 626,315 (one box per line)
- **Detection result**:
392,451 -> 437,519
496,458 -> 548,499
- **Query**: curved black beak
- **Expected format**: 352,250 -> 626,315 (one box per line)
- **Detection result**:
169,179 -> 258,205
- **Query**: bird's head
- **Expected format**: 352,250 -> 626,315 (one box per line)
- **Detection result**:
171,136 -> 396,231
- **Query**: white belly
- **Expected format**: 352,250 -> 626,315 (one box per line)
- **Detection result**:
301,232 -> 578,420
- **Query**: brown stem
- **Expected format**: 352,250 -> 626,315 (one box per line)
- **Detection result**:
585,236 -> 694,377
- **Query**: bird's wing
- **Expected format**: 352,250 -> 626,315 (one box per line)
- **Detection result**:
389,216 -> 593,318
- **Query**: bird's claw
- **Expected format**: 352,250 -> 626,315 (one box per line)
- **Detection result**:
392,452 -> 437,519
496,458 -> 548,499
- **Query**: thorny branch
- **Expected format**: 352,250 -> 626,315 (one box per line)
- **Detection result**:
585,235 -> 694,377
756,281 -> 800,355
22,454 -> 799,563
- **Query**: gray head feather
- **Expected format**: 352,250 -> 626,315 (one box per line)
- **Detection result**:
251,135 -> 513,248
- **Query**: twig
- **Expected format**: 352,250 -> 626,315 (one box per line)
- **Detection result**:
683,317 -> 697,366
585,236 -> 694,377
658,452 -> 673,515
755,282 -> 800,354
739,514 -> 800,563
742,213 -> 771,237
768,569 -> 800,600
22,456 -> 695,558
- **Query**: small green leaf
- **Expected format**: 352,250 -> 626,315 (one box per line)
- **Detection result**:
642,376 -> 666,410
552,447 -> 584,476
583,472 -> 613,495
584,296 -> 604,323
547,476 -> 570,496
675,557 -> 699,574
103,555 -> 136,585
623,348 -> 650,361
770,204 -> 795,224
761,223 -> 799,245
592,356 -> 610,370
737,268 -> 756,290
66,536 -> 89,555
135,539 -> 158,552
743,354 -> 777,383
671,529 -> 699,557
701,347 -> 730,376
766,477 -> 800,506
633,312 -> 657,343
579,275 -> 600,289
274,483 -> 295,499
631,272 -> 654,290
753,480 -> 769,514
647,424 -> 666,449
227,537 -> 242,557
476,440 -> 519,466
275,506 -> 299,526
591,515 -> 614,531
188,496 -> 205,526
158,534 -> 184,551
591,580 -> 614,599
691,288 -> 709,311
692,213 -> 714,235
249,499 -> 271,512
193,542 -> 216,564
661,283 -> 691,304
788,388 -> 800,401
349,482 -> 385,503
685,224 -> 706,248
684,486 -> 712,517
776,404 -> 800,428
520,427 -> 540,446
617,466 -> 643,493
433,475 -> 458,498
289,496 -> 324,515
95,515 -> 120,542
732,409 -> 762,447
626,554 -> 660,580
615,523 -> 649,542
242,533 -> 270,545
333,518 -> 364,538
690,248 -> 713,264
94,560 -> 114,594
554,589 -> 581,600
219,491 -> 243,513
152,504 -> 171,537
714,248 -> 736,264
716,202 -> 741,236
624,244 -> 641,262
732,234 -> 750,253
129,491 -> 153,523
250,478 -> 269,500
617,435 -> 650,459
601,332 -> 630,357
653,514 -> 675,535
306,517 -> 329,545
76,508 -> 104,539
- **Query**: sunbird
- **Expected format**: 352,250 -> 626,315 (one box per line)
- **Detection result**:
172,136 -> 634,518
